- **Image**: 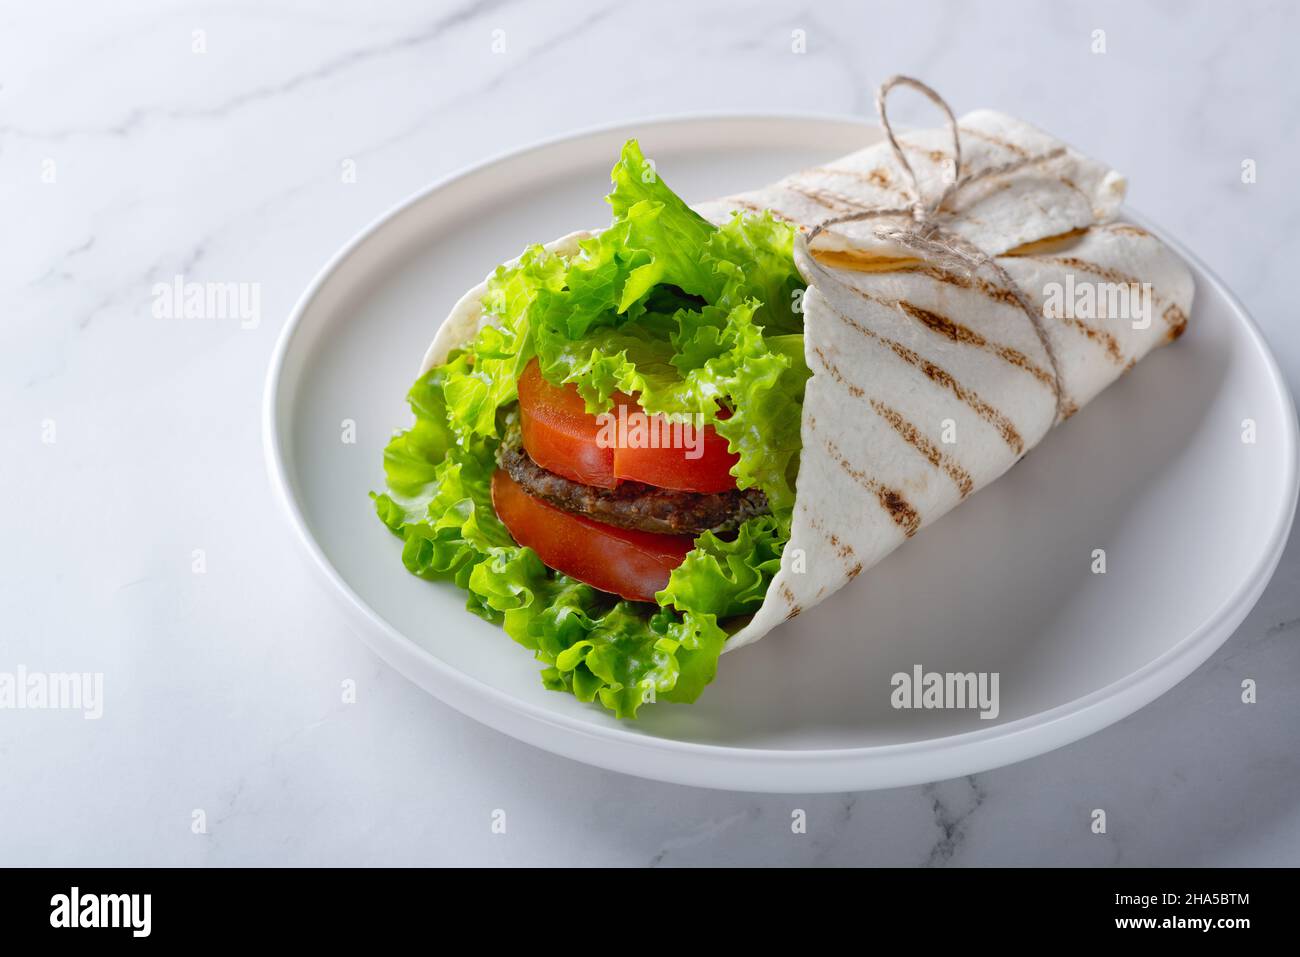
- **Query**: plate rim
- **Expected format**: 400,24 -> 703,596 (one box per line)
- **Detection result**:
262,112 -> 1300,792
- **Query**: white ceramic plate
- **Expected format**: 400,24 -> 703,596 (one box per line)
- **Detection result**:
264,116 -> 1298,792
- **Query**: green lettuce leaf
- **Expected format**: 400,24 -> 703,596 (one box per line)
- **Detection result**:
657,514 -> 788,618
372,370 -> 732,718
373,138 -> 809,717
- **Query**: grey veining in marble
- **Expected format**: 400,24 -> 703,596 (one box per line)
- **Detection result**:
1,0 -> 1297,866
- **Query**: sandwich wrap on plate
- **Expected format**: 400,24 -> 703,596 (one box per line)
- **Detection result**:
375,77 -> 1194,717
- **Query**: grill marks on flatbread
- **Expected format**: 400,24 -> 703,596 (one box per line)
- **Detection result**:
808,243 -> 1123,385
958,124 -> 1029,159
900,262 -> 1021,308
869,399 -> 975,498
1024,254 -> 1186,340
782,182 -> 875,215
894,137 -> 958,173
811,419 -> 922,539
811,344 -> 975,498
1052,310 -> 1126,363
954,127 -> 1097,214
1033,256 -> 1146,289
778,581 -> 801,620
805,224 -> 1192,429
807,510 -> 858,561
844,253 -> 1128,370
806,164 -> 904,198
1008,225 -> 1187,342
894,299 -> 1056,390
819,295 -> 1027,455
806,511 -> 865,582
848,229 -> 1179,365
900,258 -> 1122,368
1162,303 -> 1189,340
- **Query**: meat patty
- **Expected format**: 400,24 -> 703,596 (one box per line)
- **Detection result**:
496,432 -> 768,536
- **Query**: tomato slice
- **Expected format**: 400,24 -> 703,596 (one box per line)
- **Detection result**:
517,358 -> 738,493
611,410 -> 738,493
517,358 -> 619,488
491,468 -> 694,603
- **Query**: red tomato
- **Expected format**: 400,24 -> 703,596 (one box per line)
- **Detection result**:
491,469 -> 695,603
516,358 -> 738,492
611,409 -> 738,493
517,358 -> 619,488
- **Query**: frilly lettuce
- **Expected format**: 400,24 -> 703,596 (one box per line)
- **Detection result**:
373,139 -> 808,717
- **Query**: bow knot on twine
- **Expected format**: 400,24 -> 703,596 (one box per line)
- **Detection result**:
803,75 -> 1070,421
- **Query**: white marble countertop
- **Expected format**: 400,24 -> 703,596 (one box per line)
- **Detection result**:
2,0 -> 1298,866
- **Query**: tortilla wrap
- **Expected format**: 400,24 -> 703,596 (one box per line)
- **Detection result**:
421,109 -> 1193,652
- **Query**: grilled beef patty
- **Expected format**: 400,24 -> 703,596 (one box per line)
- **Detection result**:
496,432 -> 768,536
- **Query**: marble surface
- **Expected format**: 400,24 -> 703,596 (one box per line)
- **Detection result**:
2,0 -> 1297,866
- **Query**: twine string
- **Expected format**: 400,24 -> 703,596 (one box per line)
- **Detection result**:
874,75 -> 962,221
803,74 -> 1070,423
